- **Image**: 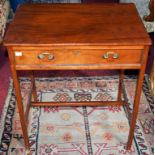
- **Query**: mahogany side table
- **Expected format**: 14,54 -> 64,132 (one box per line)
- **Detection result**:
4,4 -> 151,151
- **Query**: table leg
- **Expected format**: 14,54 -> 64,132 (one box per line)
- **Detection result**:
30,71 -> 37,102
11,68 -> 30,150
118,70 -> 124,101
127,46 -> 149,150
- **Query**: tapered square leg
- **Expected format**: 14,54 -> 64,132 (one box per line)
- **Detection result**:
118,70 -> 124,101
30,71 -> 38,102
11,69 -> 30,150
126,46 -> 149,150
8,49 -> 30,150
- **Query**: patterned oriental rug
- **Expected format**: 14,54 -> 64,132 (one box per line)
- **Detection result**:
0,76 -> 153,155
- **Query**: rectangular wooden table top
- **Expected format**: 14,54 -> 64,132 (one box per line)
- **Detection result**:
4,3 -> 151,46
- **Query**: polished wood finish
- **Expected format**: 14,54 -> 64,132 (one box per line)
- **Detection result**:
127,46 -> 150,149
30,71 -> 38,102
4,4 -> 151,46
8,47 -> 30,150
4,4 -> 151,151
15,64 -> 142,70
14,49 -> 142,65
118,70 -> 124,101
31,101 -> 126,107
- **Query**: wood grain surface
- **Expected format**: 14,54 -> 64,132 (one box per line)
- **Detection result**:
14,49 -> 142,65
4,4 -> 151,46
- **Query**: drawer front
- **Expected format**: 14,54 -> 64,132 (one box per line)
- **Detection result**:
14,49 -> 142,65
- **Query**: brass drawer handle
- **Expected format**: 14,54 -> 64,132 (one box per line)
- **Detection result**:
102,52 -> 119,59
38,52 -> 54,60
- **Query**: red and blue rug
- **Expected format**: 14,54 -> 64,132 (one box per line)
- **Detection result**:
0,76 -> 153,155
